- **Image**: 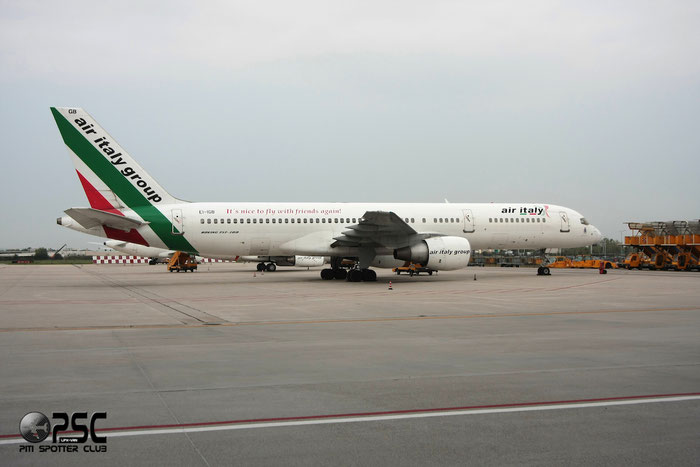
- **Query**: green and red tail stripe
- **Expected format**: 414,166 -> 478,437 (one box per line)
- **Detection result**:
51,107 -> 198,253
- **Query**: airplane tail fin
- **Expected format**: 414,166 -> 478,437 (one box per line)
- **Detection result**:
50,107 -> 182,211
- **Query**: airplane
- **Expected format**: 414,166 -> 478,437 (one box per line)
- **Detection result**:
99,240 -> 325,270
52,107 -> 603,281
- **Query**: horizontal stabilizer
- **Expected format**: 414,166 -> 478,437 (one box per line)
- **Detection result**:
64,208 -> 148,231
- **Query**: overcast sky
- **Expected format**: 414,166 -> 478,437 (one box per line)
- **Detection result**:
1,1 -> 699,249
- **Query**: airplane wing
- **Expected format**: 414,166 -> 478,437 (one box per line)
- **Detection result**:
331,211 -> 440,249
64,208 -> 149,231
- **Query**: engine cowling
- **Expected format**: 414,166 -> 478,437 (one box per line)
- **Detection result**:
393,236 -> 471,271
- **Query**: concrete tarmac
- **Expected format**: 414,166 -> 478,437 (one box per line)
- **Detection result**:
0,264 -> 698,465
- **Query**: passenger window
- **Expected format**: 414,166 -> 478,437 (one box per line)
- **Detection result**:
303,218 -> 307,223
285,218 -> 289,223
322,218 -> 326,223
253,219 -> 256,223
422,218 -> 426,223
411,218 -> 415,223
272,219 -> 276,223
352,218 -> 357,223
291,218 -> 295,223
334,218 -> 338,223
543,219 -> 546,223
316,218 -> 320,223
234,219 -> 237,224
246,219 -> 250,224
439,218 -> 443,223
207,219 -> 211,224
200,219 -> 204,224
227,219 -> 231,224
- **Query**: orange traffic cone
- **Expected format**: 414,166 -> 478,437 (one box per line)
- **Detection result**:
388,281 -> 393,290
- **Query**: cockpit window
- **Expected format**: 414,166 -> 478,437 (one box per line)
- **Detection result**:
580,218 -> 589,225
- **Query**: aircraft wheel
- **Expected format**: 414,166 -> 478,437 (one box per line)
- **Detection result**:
320,268 -> 334,280
256,262 -> 265,272
266,263 -> 277,272
543,267 -> 551,276
361,269 -> 377,282
334,269 -> 347,280
347,269 -> 363,282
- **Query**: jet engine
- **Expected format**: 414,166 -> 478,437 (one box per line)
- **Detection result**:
393,237 -> 471,271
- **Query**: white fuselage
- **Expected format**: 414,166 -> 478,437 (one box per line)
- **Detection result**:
62,202 -> 602,264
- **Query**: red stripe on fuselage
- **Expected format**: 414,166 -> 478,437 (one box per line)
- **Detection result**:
75,170 -> 150,246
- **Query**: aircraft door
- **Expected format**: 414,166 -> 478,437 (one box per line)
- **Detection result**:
462,209 -> 475,233
559,211 -> 570,233
171,209 -> 184,235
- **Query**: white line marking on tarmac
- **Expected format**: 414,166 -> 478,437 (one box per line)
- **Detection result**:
1,395 -> 698,445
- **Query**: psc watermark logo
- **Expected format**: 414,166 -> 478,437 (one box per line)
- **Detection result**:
18,411 -> 107,454
19,412 -> 51,443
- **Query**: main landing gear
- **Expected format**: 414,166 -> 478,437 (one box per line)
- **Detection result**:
537,266 -> 551,276
320,267 -> 376,282
256,262 -> 277,272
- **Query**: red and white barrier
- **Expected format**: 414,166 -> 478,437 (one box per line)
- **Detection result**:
92,255 -> 239,264
92,255 -> 150,264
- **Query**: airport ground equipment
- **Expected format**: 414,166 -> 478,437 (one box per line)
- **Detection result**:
546,256 -> 617,270
167,251 -> 198,272
546,256 -> 573,268
621,252 -> 648,269
393,263 -> 434,276
623,221 -> 700,271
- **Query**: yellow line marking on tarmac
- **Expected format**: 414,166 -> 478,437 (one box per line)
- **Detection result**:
0,306 -> 698,333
